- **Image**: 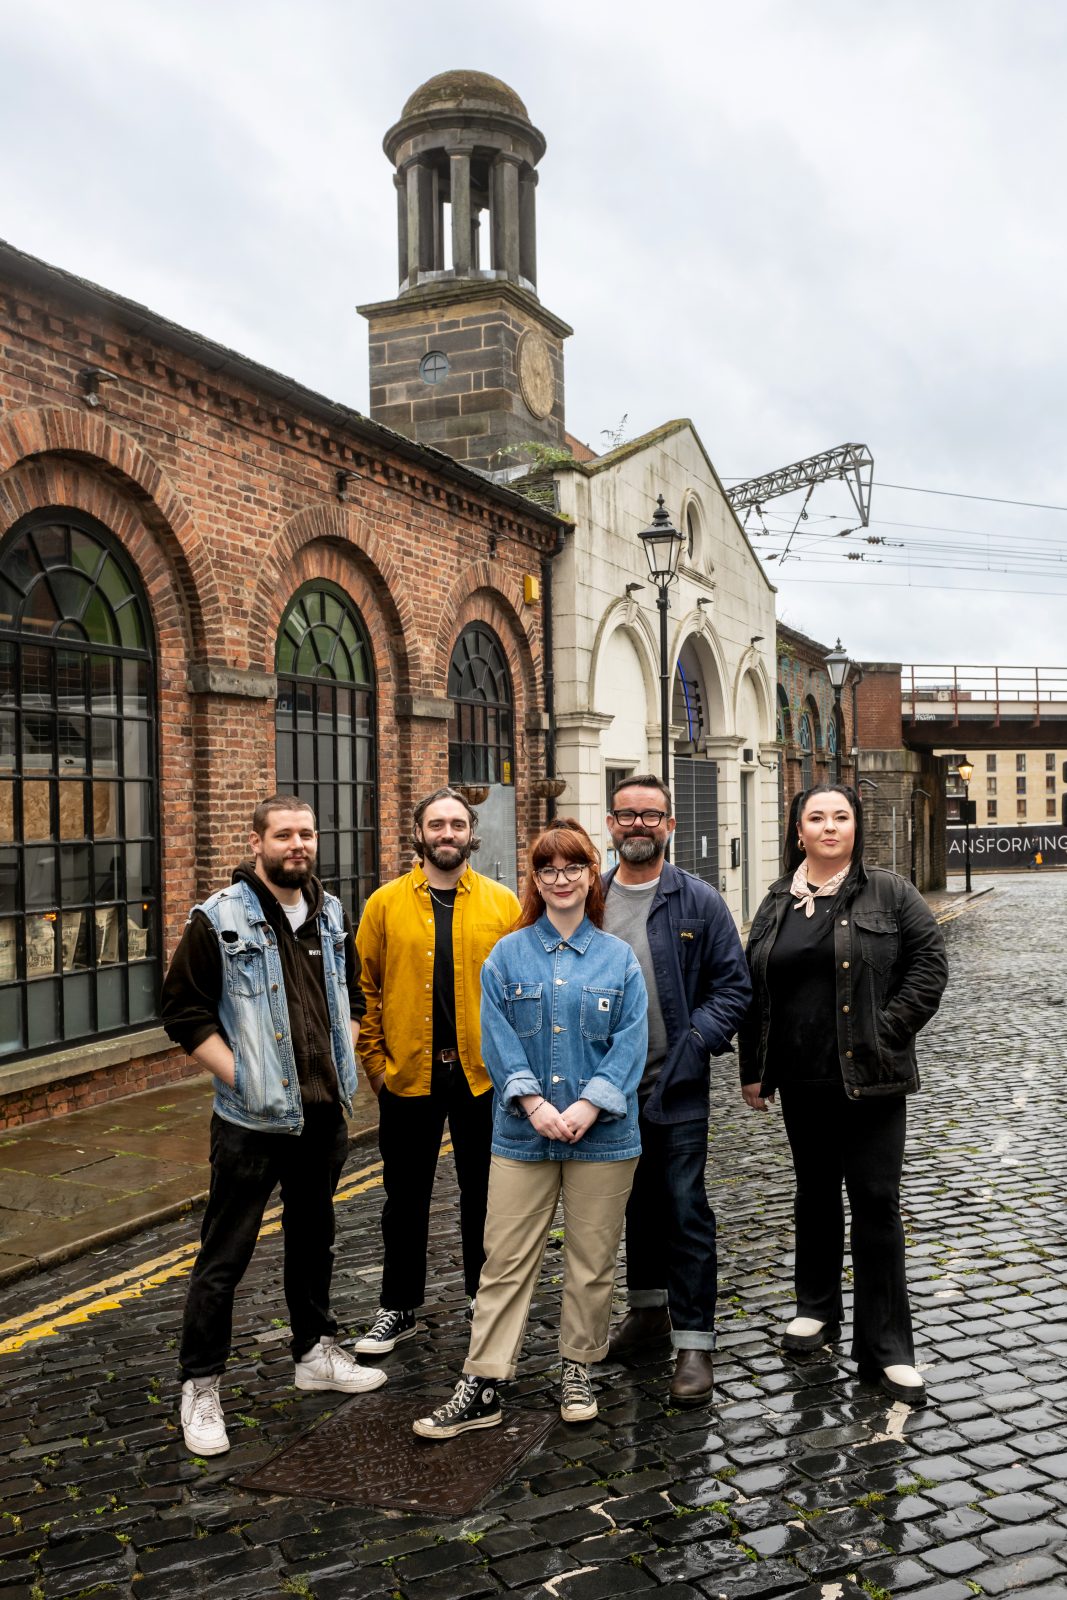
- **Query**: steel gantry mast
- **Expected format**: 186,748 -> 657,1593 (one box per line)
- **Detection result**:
725,442 -> 874,527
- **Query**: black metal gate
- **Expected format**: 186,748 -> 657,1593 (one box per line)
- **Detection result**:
673,757 -> 719,886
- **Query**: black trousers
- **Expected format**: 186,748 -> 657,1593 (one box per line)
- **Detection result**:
179,1106 -> 349,1378
779,1085 -> 913,1369
623,1112 -> 718,1343
377,1065 -> 492,1309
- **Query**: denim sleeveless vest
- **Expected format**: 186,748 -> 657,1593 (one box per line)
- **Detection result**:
194,879 -> 357,1133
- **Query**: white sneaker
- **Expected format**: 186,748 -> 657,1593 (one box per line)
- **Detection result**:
295,1336 -> 388,1394
180,1376 -> 229,1456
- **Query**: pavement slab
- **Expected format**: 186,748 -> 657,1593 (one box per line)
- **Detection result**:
0,873 -> 1066,1597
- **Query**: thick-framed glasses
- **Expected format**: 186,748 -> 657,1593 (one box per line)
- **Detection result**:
611,808 -> 668,826
535,862 -> 589,885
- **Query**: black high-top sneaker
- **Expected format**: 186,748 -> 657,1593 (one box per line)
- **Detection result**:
412,1373 -> 502,1439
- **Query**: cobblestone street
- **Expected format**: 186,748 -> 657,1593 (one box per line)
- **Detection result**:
2,874 -> 1066,1600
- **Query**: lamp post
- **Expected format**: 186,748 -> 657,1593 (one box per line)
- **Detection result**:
638,495 -> 685,790
956,757 -> 974,893
823,639 -> 850,785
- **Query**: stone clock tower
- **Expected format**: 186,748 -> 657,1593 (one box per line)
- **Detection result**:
358,71 -> 571,474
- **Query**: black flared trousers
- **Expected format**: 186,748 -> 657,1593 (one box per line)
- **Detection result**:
779,1085 -> 914,1369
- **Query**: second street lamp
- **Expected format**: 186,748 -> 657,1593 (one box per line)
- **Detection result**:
823,638 -> 850,785
956,756 -> 974,893
638,495 -> 685,791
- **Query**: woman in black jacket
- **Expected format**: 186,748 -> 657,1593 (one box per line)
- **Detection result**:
738,784 -> 948,1406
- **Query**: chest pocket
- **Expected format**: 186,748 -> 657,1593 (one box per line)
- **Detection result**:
677,919 -> 705,964
222,935 -> 266,998
474,921 -> 505,964
853,910 -> 899,972
581,986 -> 623,1040
505,981 -> 543,1038
329,930 -> 348,983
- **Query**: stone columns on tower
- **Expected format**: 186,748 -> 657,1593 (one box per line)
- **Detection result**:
491,153 -> 522,280
449,147 -> 472,277
519,168 -> 537,288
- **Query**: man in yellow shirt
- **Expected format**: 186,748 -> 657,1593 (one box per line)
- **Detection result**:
355,788 -> 520,1355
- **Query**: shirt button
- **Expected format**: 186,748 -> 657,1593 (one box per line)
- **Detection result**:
841,919 -> 848,926
552,1074 -> 561,1083
845,1049 -> 853,1058
271,983 -> 278,991
841,962 -> 849,970
275,1031 -> 283,1041
281,1078 -> 289,1088
842,1005 -> 849,1014
555,978 -> 564,986
554,1025 -> 562,1034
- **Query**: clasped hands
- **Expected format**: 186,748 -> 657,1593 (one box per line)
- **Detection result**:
519,1093 -> 599,1142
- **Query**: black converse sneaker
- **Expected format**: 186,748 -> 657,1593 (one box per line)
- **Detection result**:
412,1374 -> 502,1439
560,1360 -> 598,1423
354,1308 -> 418,1355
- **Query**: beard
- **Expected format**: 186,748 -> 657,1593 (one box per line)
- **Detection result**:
261,854 -> 314,890
423,838 -> 472,871
618,833 -> 665,864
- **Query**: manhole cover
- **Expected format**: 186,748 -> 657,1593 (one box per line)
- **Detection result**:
236,1391 -> 556,1515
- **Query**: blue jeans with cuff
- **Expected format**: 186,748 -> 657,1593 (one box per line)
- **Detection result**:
623,1113 -> 717,1350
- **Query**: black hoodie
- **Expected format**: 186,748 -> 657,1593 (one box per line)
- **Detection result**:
160,864 -> 365,1106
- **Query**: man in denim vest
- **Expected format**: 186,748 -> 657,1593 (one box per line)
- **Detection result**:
161,794 -> 386,1457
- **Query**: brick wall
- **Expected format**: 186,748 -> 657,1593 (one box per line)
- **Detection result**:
776,624 -> 856,833
0,256 -> 560,1127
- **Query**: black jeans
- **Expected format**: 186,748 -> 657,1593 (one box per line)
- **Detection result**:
779,1085 -> 913,1369
180,1106 -> 349,1378
377,1065 -> 492,1308
623,1112 -> 717,1347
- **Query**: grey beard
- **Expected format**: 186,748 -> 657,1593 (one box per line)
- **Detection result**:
619,835 -> 665,864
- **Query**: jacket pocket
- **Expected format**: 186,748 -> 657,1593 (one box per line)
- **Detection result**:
330,930 -> 349,984
505,981 -> 543,1038
222,937 -> 266,998
853,910 -> 899,972
580,986 -> 623,1040
578,1078 -> 637,1147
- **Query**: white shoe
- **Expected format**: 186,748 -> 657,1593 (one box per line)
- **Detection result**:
782,1317 -> 841,1352
180,1376 -> 229,1456
882,1364 -> 926,1403
295,1336 -> 387,1394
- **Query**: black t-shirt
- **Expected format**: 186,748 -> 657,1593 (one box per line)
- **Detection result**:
429,886 -> 458,1057
765,896 -> 841,1083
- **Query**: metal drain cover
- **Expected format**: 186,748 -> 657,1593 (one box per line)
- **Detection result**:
237,1391 -> 556,1515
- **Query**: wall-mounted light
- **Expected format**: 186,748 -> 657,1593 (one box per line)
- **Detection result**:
625,581 -> 645,596
696,596 -> 713,609
488,531 -> 498,557
750,634 -> 764,646
79,368 -> 119,408
336,469 -> 362,503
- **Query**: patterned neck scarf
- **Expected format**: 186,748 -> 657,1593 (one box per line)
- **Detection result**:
790,860 -> 851,917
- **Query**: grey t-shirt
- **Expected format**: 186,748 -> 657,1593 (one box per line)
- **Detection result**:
603,876 -> 668,1096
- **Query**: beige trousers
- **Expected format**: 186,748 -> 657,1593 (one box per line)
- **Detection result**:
463,1154 -> 639,1381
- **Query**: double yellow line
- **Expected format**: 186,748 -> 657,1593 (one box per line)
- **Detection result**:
0,1151 -> 409,1356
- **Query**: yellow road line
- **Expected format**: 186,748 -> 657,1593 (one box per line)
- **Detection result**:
0,1145 -> 447,1357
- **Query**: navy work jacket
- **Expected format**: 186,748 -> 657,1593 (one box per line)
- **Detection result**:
601,861 -> 752,1124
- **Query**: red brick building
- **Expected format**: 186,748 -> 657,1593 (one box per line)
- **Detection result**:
0,240 -> 565,1129
775,623 -> 856,836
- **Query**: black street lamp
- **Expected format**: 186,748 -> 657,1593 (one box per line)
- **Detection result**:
823,638 -> 850,785
638,495 -> 685,789
956,757 -> 974,893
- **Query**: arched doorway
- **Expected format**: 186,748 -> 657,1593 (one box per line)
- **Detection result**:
447,623 -> 517,889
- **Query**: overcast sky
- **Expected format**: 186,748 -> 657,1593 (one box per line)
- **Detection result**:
4,0 -> 1065,670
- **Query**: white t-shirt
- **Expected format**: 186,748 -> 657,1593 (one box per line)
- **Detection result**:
282,898 -> 307,934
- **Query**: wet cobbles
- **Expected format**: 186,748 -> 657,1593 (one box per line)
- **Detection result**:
2,873 -> 1067,1596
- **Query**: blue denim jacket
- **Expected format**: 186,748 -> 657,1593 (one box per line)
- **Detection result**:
480,913 -> 648,1162
195,880 -> 358,1133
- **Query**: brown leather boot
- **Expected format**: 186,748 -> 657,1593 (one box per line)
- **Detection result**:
669,1348 -> 714,1407
606,1305 -> 672,1360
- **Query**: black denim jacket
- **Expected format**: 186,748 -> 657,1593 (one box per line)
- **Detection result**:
738,865 -> 948,1100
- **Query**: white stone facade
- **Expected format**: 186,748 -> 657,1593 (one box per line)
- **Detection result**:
549,421 -> 779,927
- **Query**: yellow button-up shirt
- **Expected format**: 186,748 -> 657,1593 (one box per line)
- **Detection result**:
356,863 -> 521,1097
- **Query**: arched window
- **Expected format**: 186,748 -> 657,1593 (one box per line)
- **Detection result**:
0,511 -> 158,1060
448,624 -> 514,785
799,710 -> 814,791
275,582 -> 377,919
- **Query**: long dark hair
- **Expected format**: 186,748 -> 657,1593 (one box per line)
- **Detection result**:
783,784 -> 865,875
518,818 -> 605,929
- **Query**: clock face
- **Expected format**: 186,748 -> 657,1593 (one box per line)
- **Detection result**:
516,330 -> 555,420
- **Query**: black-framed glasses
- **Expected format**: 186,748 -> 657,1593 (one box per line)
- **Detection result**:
535,862 -> 589,885
611,808 -> 668,826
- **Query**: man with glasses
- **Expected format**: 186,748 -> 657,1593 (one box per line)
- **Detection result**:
602,774 -> 750,1405
354,788 -> 520,1357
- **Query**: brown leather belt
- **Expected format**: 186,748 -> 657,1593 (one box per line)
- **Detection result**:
434,1047 -> 460,1064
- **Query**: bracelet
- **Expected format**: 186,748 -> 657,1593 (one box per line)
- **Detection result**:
526,1097 -> 545,1119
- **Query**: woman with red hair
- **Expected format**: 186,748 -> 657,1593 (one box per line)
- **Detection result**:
413,819 -> 648,1438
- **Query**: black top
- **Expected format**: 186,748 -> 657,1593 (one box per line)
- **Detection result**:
160,864 -> 364,1106
429,886 -> 459,1057
765,895 -> 841,1084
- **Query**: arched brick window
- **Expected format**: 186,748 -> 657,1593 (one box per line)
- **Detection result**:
447,623 -> 514,786
0,510 -> 159,1060
799,710 -> 814,791
275,582 -> 378,918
